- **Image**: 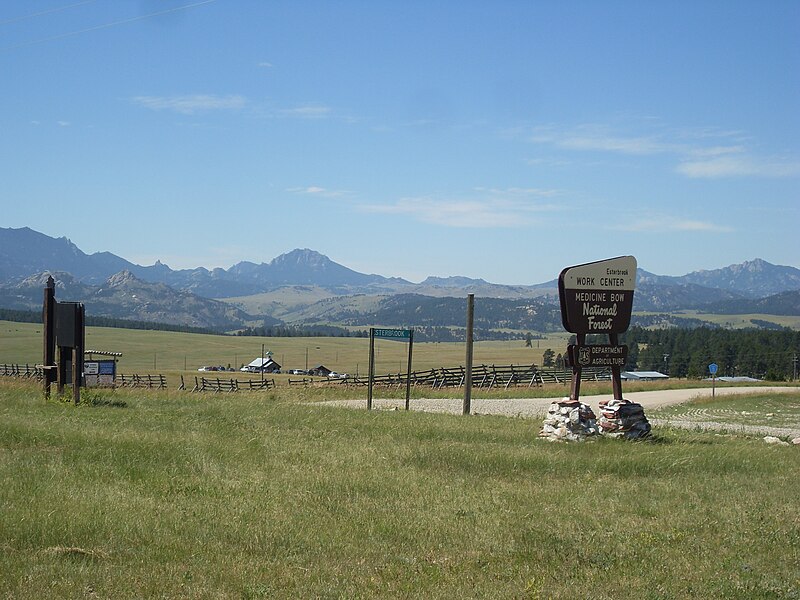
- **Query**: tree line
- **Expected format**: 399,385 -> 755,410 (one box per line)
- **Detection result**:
0,308 -> 215,334
235,325 -> 369,338
617,327 -> 799,380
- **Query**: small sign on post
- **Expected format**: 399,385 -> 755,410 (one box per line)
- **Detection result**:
368,327 -> 414,411
709,363 -> 718,399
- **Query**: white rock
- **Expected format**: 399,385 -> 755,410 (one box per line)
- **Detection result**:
763,436 -> 790,446
792,437 -> 800,446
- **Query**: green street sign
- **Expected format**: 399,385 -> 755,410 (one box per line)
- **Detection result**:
373,328 -> 412,340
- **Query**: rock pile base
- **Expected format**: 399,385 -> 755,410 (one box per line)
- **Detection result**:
539,399 -> 599,442
597,399 -> 651,439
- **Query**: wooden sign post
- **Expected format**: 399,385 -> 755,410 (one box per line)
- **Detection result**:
367,327 -> 414,411
42,276 -> 56,399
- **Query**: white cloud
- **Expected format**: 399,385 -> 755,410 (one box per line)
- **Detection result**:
287,186 -> 348,198
531,125 -> 679,155
530,122 -> 798,179
277,104 -> 332,119
525,157 -> 572,167
258,61 -> 273,68
57,121 -> 70,127
132,94 -> 246,114
474,186 -> 562,198
361,191 -> 559,228
687,145 -> 745,158
559,134 -> 673,155
676,155 -> 800,178
615,215 -> 734,233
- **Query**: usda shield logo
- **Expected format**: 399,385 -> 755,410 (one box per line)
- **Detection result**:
578,346 -> 591,366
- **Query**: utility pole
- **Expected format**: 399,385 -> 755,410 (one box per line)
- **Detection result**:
463,294 -> 475,415
663,353 -> 669,375
793,353 -> 798,381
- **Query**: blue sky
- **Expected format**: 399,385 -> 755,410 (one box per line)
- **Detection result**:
2,0 -> 798,284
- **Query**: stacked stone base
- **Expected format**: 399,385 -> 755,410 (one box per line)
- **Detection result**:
539,400 -> 599,442
597,399 -> 651,439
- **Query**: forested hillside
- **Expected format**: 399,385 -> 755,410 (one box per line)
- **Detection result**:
619,327 -> 799,380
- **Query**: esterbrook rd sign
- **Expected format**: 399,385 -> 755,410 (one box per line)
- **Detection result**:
558,256 -> 637,334
373,328 -> 411,340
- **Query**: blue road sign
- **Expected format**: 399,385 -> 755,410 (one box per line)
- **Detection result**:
709,363 -> 718,375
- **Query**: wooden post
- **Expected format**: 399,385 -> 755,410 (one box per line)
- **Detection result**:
72,346 -> 80,405
463,294 -> 474,415
57,346 -> 67,395
367,328 -> 375,410
609,332 -> 623,400
569,333 -> 586,402
42,276 -> 56,399
404,330 -> 414,411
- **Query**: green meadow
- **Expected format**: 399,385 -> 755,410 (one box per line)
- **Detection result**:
1,379 -> 799,598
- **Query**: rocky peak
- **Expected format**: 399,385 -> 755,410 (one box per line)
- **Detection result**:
105,270 -> 140,287
270,248 -> 331,269
421,275 -> 489,287
20,271 -> 77,288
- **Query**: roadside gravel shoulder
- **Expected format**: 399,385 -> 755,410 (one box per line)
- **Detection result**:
317,386 -> 800,439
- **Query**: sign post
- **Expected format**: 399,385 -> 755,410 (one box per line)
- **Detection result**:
709,362 -> 718,399
368,328 -> 414,410
558,255 -> 637,403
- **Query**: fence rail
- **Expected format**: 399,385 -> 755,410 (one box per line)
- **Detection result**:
0,364 -> 44,380
191,376 -> 276,393
116,374 -> 167,389
322,364 -> 610,389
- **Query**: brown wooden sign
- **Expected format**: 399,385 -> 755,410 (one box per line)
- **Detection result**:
558,256 -> 637,334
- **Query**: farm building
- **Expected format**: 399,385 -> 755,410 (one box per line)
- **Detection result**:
620,371 -> 669,381
308,365 -> 332,377
242,357 -> 282,373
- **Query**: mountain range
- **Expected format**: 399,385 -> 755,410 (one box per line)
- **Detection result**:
1,226 -> 799,332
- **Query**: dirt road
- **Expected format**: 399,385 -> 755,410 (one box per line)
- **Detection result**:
320,386 -> 800,438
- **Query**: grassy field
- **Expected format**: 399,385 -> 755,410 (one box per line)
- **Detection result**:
651,391 -> 800,429
1,379 -> 799,598
669,311 -> 800,330
0,320 -> 569,376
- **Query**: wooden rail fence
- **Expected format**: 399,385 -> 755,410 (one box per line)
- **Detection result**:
116,374 -> 168,389
0,364 -> 44,380
3,361 -> 610,392
191,376 -> 276,393
317,364 -> 610,389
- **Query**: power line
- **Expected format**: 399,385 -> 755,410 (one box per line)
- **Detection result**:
3,0 -> 218,51
0,0 -> 98,27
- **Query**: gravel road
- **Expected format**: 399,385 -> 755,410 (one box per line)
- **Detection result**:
318,386 -> 800,439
